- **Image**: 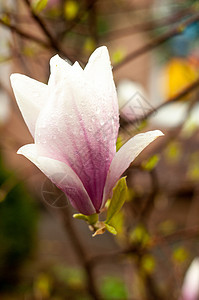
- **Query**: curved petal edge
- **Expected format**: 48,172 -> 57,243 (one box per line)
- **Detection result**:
17,144 -> 95,215
10,74 -> 48,137
102,130 -> 164,208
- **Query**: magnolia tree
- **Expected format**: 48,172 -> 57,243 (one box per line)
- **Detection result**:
1,0 -> 199,299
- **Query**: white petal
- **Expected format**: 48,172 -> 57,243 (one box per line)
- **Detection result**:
84,46 -> 119,128
48,55 -> 83,86
48,54 -> 71,84
35,49 -> 119,211
102,130 -> 164,207
181,258 -> 199,300
10,74 -> 48,137
18,144 -> 95,215
84,46 -> 116,92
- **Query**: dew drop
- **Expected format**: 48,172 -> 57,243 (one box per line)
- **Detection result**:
96,108 -> 100,114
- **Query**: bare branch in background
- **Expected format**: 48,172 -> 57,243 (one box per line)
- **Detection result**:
23,0 -> 76,61
113,12 -> 199,70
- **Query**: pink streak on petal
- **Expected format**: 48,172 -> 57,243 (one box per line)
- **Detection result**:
35,79 -> 118,211
102,130 -> 164,208
17,144 -> 95,215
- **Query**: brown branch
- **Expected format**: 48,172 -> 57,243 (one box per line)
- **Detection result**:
88,226 -> 199,266
87,0 -> 99,46
0,18 -> 49,47
153,226 -> 199,246
23,0 -> 75,62
121,78 -> 199,127
113,12 -> 199,71
60,208 -> 101,300
61,0 -> 98,37
102,8 -> 191,41
135,169 -> 159,225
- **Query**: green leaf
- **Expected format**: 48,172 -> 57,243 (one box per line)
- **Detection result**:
32,0 -> 48,13
109,210 -> 124,235
142,154 -> 160,171
105,177 -> 128,224
87,213 -> 98,225
105,223 -> 117,235
116,135 -> 123,151
73,213 -> 88,222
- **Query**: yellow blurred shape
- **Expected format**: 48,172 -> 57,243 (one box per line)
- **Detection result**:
172,247 -> 189,264
34,273 -> 51,298
141,254 -> 156,274
84,37 -> 96,54
64,0 -> 79,20
162,58 -> 198,100
111,49 -> 125,64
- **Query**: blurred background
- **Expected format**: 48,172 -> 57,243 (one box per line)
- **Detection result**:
0,0 -> 199,299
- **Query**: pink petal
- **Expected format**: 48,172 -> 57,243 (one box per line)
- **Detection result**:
35,47 -> 119,211
18,144 -> 95,215
102,130 -> 164,207
10,74 -> 48,137
181,258 -> 199,300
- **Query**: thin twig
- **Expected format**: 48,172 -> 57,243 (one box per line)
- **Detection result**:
88,225 -> 199,266
0,18 -> 49,47
135,169 -> 159,225
23,0 -> 75,61
102,8 -> 191,41
121,78 -> 199,127
60,208 -> 101,300
113,12 -> 199,71
61,0 -> 98,37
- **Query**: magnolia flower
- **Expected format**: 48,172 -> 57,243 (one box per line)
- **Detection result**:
180,258 -> 199,300
10,46 -> 163,215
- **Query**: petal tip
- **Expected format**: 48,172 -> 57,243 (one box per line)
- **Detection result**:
17,146 -> 26,156
88,46 -> 109,63
10,73 -> 21,86
154,130 -> 164,137
49,54 -> 72,73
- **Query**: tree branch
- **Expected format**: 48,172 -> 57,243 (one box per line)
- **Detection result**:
60,208 -> 101,300
113,12 -> 199,71
23,0 -> 75,61
121,78 -> 199,126
0,18 -> 49,47
102,8 -> 191,41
